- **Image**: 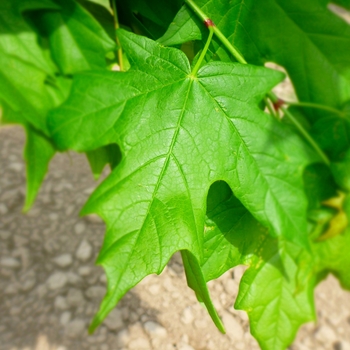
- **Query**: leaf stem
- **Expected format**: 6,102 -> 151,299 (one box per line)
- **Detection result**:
191,28 -> 214,76
285,101 -> 345,117
282,107 -> 330,165
184,0 -> 247,64
267,92 -> 330,165
112,0 -> 124,71
264,97 -> 277,118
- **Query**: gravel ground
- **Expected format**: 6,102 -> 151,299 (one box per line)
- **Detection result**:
1,125 -> 350,350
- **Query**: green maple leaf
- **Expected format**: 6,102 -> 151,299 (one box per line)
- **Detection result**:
32,0 -> 116,75
159,0 -> 350,108
49,29 -> 315,331
0,0 -> 115,209
203,181 -> 315,350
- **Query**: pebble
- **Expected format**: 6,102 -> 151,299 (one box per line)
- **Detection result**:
9,162 -> 23,172
224,279 -> 237,295
66,271 -> 83,286
178,345 -> 195,350
148,284 -> 161,295
20,277 -> 36,292
104,308 -> 124,331
0,203 -> 8,214
340,341 -> 350,350
181,307 -> 194,325
66,288 -> 85,307
78,265 -> 92,276
0,257 -> 21,269
116,329 -> 130,346
60,311 -> 72,326
54,295 -> 69,311
222,312 -> 244,341
74,222 -> 86,235
143,321 -> 167,338
0,230 -> 11,240
47,272 -> 68,290
76,239 -> 93,261
315,325 -> 337,343
85,286 -> 105,300
65,319 -> 86,339
53,254 -> 73,268
128,337 -> 151,350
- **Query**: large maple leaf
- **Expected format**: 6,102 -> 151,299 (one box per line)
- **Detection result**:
159,0 -> 350,109
49,29 -> 316,330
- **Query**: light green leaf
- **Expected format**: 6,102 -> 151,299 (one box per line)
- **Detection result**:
33,0 -> 116,75
160,0 -> 350,108
203,181 -> 316,350
24,126 -> 56,212
49,30 -> 315,331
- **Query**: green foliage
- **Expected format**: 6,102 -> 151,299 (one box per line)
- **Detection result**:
1,1 -> 350,349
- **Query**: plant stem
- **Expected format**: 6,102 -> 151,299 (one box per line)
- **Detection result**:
112,0 -> 124,71
264,97 -> 277,118
191,28 -> 214,76
184,0 -> 247,64
282,107 -> 330,165
267,92 -> 330,165
285,101 -> 345,117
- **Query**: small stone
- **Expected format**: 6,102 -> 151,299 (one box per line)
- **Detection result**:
4,284 -> 18,295
85,286 -> 105,300
9,162 -> 23,172
0,230 -> 11,240
104,308 -> 124,331
340,341 -> 350,350
49,213 -> 59,221
0,203 -> 8,215
66,272 -> 83,286
100,274 -> 107,284
60,311 -> 72,326
128,338 -> 151,350
222,312 -> 244,341
194,319 -> 208,329
20,277 -> 36,292
178,345 -> 195,350
143,321 -> 167,338
76,239 -> 93,261
315,325 -> 337,343
0,257 -> 21,269
78,266 -> 91,276
54,296 -> 69,311
224,279 -> 237,295
74,222 -> 86,235
67,288 -> 85,307
53,254 -> 73,268
148,284 -> 160,295
65,319 -> 86,339
181,307 -> 194,325
47,272 -> 68,290
116,329 -> 130,346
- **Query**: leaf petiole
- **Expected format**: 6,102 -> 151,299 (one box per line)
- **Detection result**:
285,101 -> 346,117
184,0 -> 247,64
191,27 -> 214,76
111,0 -> 124,71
